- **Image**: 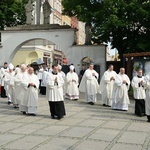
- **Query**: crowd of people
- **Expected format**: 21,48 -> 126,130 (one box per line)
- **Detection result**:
0,62 -> 150,122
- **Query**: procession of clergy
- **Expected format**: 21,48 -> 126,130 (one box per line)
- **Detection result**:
0,62 -> 150,122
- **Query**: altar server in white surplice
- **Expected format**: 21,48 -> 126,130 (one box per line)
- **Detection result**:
143,74 -> 150,123
79,63 -> 99,105
65,65 -> 79,100
46,64 -> 66,120
19,67 -> 39,115
100,65 -> 117,106
111,68 -> 130,111
0,62 -> 9,98
5,63 -> 16,105
132,69 -> 146,117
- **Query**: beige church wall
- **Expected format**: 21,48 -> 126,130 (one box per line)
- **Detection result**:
12,50 -> 41,66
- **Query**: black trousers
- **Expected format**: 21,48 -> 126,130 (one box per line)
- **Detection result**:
39,79 -> 42,90
135,99 -> 145,116
147,116 -> 150,122
1,86 -> 7,97
49,101 -> 66,118
40,87 -> 46,95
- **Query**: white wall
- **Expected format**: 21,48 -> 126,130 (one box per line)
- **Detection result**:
0,28 -> 75,65
66,45 -> 106,78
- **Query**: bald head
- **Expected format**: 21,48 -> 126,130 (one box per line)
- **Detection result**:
21,64 -> 26,72
28,67 -> 34,75
120,68 -> 125,74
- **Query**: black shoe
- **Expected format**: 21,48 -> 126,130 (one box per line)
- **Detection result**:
31,114 -> 36,116
90,102 -> 94,105
147,120 -> 150,123
57,116 -> 63,120
51,116 -> 55,119
23,112 -> 26,114
103,104 -> 107,106
7,101 -> 11,105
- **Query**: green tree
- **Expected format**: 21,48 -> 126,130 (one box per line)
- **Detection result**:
0,0 -> 28,30
62,0 -> 150,62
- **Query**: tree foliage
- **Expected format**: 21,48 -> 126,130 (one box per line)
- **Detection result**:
62,0 -> 150,55
0,0 -> 28,30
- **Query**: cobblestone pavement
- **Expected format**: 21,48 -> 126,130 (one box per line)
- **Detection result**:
0,93 -> 149,150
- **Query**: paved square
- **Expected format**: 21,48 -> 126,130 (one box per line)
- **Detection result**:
0,95 -> 149,150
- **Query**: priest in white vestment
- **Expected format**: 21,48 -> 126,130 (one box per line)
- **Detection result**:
19,67 -> 39,115
143,73 -> 150,122
14,64 -> 28,106
79,63 -> 99,105
111,68 -> 130,111
132,69 -> 146,116
100,65 -> 117,106
65,65 -> 79,100
5,64 -> 16,106
46,64 -> 66,119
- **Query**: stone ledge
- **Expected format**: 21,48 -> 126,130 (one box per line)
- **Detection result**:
5,24 -> 74,31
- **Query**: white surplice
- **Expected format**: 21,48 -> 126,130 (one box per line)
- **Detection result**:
100,70 -> 117,106
131,76 -> 146,99
19,73 -> 39,114
0,67 -> 9,86
111,73 -> 130,110
143,74 -> 150,116
79,69 -> 99,103
41,70 -> 49,87
37,68 -> 44,80
46,72 -> 64,102
65,72 -> 79,100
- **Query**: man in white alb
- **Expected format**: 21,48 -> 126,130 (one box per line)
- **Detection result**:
5,63 -> 16,106
19,67 -> 39,115
79,63 -> 99,105
111,68 -> 130,111
100,65 -> 117,106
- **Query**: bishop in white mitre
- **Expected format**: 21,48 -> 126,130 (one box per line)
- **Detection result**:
132,69 -> 146,116
111,68 -> 130,111
19,67 -> 39,115
100,65 -> 117,106
79,63 -> 99,105
65,65 -> 79,100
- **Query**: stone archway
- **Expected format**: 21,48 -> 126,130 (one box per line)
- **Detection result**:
81,57 -> 93,69
0,25 -> 106,77
0,25 -> 76,65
